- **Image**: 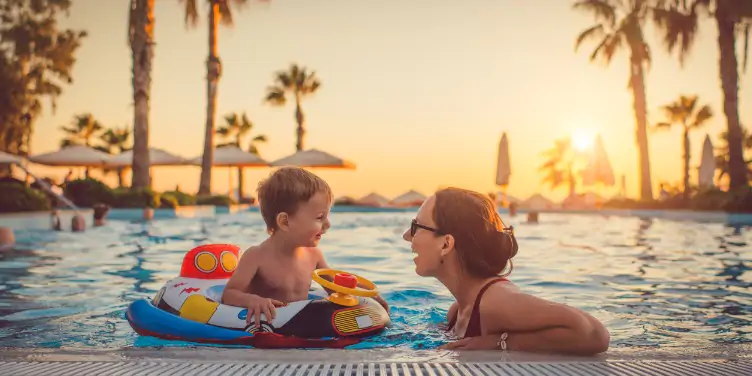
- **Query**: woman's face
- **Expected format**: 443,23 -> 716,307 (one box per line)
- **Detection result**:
403,196 -> 448,277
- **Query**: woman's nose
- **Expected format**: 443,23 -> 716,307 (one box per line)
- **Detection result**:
402,229 -> 411,242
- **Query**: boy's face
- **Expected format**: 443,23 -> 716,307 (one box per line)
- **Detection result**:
286,191 -> 332,247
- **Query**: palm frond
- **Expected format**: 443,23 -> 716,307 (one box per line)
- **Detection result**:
690,105 -> 713,128
652,4 -> 699,67
265,87 -> 286,105
573,0 -> 617,27
180,0 -> 199,28
218,0 -> 234,27
60,138 -> 79,148
252,135 -> 267,143
274,71 -> 293,88
653,122 -> 673,132
575,24 -> 606,51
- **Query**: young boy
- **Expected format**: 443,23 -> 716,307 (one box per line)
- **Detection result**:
222,167 -> 388,328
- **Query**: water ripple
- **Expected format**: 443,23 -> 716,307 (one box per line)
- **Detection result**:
0,211 -> 749,352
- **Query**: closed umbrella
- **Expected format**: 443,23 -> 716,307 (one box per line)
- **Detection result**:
697,134 -> 715,189
496,132 -> 511,186
581,134 -> 615,187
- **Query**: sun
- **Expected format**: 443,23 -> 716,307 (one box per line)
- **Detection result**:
572,129 -> 595,151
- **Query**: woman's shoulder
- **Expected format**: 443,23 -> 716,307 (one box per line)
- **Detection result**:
478,281 -> 527,315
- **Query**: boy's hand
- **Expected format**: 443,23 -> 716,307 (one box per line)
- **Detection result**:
374,295 -> 390,312
246,294 -> 285,328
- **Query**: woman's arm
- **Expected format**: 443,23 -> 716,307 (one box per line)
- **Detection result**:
442,288 -> 609,355
441,326 -> 609,355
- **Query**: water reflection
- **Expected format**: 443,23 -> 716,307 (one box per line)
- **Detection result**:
0,211 -> 748,352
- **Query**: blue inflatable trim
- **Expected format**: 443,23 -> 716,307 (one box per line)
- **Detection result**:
126,290 -> 327,344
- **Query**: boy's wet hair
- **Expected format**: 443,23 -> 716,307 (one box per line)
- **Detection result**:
257,167 -> 333,233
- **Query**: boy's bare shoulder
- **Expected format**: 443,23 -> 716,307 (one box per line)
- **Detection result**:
306,246 -> 323,256
239,245 -> 264,263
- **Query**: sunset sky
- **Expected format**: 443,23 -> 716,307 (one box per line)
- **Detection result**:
28,0 -> 752,201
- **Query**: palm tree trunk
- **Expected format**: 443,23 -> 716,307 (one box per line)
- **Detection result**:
716,0 -> 748,190
84,139 -> 90,179
295,96 -> 305,152
567,164 -> 576,198
629,57 -> 654,201
131,0 -> 155,189
117,167 -> 126,188
682,128 -> 690,200
237,166 -> 244,200
199,2 -> 221,195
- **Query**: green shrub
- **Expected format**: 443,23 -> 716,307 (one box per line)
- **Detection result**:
723,187 -> 752,213
689,189 -> 729,211
63,178 -> 115,207
0,183 -> 51,212
162,190 -> 196,206
159,194 -> 179,209
113,187 -> 161,208
196,195 -> 235,207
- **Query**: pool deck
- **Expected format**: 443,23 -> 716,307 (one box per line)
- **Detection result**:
1,348 -> 751,375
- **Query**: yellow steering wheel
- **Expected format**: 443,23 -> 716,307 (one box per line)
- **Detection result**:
311,269 -> 378,298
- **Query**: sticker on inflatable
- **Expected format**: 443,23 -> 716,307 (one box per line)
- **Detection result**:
333,307 -> 383,334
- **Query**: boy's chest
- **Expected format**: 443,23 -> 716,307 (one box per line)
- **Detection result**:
252,256 -> 318,298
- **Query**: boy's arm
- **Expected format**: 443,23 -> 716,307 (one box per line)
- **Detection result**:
221,248 -> 260,306
221,248 -> 284,327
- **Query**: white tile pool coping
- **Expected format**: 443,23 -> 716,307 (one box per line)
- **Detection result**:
1,348 -> 751,375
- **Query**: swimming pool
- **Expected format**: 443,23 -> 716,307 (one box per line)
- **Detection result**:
0,209 -> 750,358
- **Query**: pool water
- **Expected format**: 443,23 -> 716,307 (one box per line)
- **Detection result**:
0,210 -> 750,354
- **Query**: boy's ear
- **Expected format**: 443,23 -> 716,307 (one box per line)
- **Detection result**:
275,212 -> 290,232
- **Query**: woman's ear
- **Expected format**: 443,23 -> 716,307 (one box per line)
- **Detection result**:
276,212 -> 289,232
440,234 -> 455,257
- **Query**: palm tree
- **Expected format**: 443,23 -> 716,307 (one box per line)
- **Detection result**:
60,114 -> 104,148
181,0 -> 249,195
96,127 -> 133,187
216,112 -> 267,199
128,0 -> 155,189
653,95 -> 713,199
539,137 -> 579,198
715,126 -> 752,183
574,0 -> 654,201
59,113 -> 104,178
264,63 -> 321,152
653,0 -> 752,190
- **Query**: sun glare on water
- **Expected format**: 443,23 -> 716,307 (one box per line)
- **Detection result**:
572,129 -> 595,151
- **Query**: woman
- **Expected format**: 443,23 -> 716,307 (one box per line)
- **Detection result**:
403,187 -> 609,355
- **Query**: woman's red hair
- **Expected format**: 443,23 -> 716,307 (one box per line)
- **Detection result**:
433,187 -> 518,278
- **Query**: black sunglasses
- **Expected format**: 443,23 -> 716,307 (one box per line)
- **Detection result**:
410,219 -> 442,237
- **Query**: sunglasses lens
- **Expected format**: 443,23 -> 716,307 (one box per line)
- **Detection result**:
410,220 -> 417,237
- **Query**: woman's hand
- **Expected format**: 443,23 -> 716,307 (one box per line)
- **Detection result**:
440,335 -> 499,350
